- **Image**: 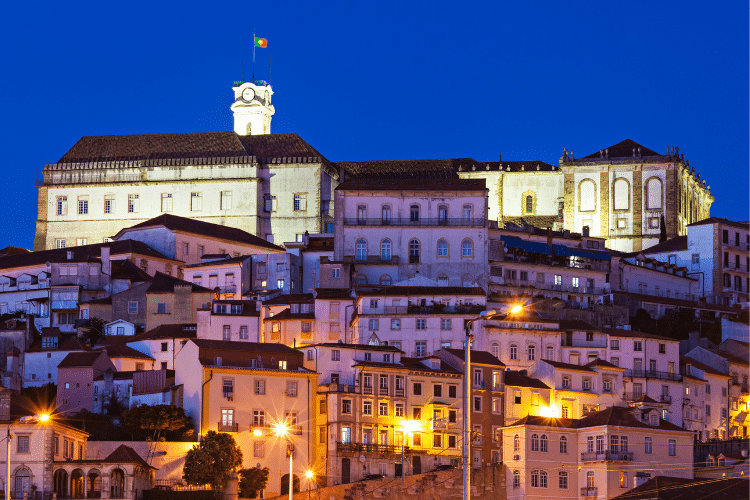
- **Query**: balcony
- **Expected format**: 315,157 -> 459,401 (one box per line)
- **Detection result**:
660,394 -> 672,403
218,422 -> 239,432
407,304 -> 486,315
581,450 -> 633,462
581,487 -> 598,497
560,339 -> 608,348
51,300 -> 78,310
322,383 -> 359,393
337,442 -> 402,454
624,369 -> 682,382
352,255 -> 400,266
363,386 -> 373,395
344,217 -> 486,228
395,388 -> 405,397
379,387 -> 389,396
497,279 -> 608,295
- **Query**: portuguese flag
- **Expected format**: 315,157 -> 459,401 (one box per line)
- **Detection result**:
254,37 -> 268,48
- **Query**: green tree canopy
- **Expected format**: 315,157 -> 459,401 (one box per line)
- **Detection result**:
122,404 -> 194,441
183,431 -> 243,494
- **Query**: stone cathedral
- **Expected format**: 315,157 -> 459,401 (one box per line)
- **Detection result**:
34,81 -> 714,252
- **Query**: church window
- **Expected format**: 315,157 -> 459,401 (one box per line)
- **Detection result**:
191,192 -> 202,211
56,196 -> 68,216
525,195 -> 533,213
646,177 -> 663,210
410,205 -> 420,222
128,194 -> 139,213
221,191 -> 232,211
380,239 -> 392,261
461,239 -> 473,257
409,239 -> 420,263
613,178 -> 629,211
293,193 -> 306,211
77,196 -> 88,215
578,180 -> 596,212
104,195 -> 115,214
264,194 -> 277,212
161,193 -> 172,212
355,239 -> 367,261
437,239 -> 449,257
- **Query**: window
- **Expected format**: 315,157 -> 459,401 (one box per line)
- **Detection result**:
342,399 -> 352,414
531,470 -> 547,488
437,239 -> 449,257
17,435 -> 29,453
433,384 -> 442,397
706,404 -> 711,416
74,195 -> 89,215
379,401 -> 388,416
190,192 -> 202,211
389,318 -> 401,331
559,435 -> 568,453
562,376 -> 571,389
380,239 -> 392,261
331,267 -> 341,279
473,396 -> 481,412
55,239 -> 66,248
531,434 -> 539,451
433,434 -> 442,448
668,439 -> 676,456
579,179 -> 596,212
540,434 -> 548,452
410,205 -> 419,222
264,194 -> 277,212
557,471 -> 568,489
277,279 -> 285,289
286,381 -> 297,397
510,344 -> 518,360
56,196 -> 68,215
525,195 -> 533,213
603,378 -> 612,392
341,427 -> 351,444
355,239 -> 367,261
610,339 -> 619,350
157,192 -> 173,213
409,239 -> 420,263
293,194 -> 306,211
381,205 -> 391,224
253,441 -> 265,458
128,194 -> 139,213
633,341 -> 642,352
513,471 -> 520,488
254,379 -> 265,395
644,437 -> 652,454
619,472 -> 628,488
102,194 -> 116,214
368,319 -> 379,330
461,239 -> 473,257
416,319 -> 426,330
582,378 -> 591,391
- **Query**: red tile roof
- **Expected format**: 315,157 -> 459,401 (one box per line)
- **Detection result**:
103,444 -> 156,469
58,351 -> 106,368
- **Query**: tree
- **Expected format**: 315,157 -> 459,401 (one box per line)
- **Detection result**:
183,431 -> 243,495
78,317 -> 105,345
238,467 -> 270,498
122,404 -> 194,441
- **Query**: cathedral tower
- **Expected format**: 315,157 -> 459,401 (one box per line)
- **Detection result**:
231,81 -> 274,135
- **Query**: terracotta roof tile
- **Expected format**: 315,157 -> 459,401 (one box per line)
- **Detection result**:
504,371 -> 550,389
641,235 -> 688,254
58,351 -> 106,368
130,324 -> 197,341
444,348 -> 505,367
103,444 -> 156,469
582,139 -> 660,159
145,272 -> 213,294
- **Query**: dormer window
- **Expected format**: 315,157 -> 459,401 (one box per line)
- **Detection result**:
290,304 -> 299,314
42,336 -> 58,349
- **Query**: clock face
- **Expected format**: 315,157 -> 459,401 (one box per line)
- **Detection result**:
242,88 -> 255,102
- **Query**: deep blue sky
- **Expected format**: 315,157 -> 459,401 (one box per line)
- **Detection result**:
2,1 -> 747,250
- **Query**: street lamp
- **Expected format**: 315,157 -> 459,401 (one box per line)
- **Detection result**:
399,419 -> 421,483
274,423 -> 294,500
304,470 -> 314,500
6,414 -> 50,500
463,305 -> 521,500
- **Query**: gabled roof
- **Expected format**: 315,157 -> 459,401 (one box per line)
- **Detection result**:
302,343 -> 402,353
110,259 -> 153,282
263,293 -> 315,305
688,217 -> 750,230
145,272 -> 213,294
585,358 -> 624,370
269,308 -> 315,321
102,444 -> 156,469
504,371 -> 550,389
610,476 -> 748,500
601,327 -> 676,341
681,356 -> 730,378
26,335 -> 91,353
336,158 -> 556,180
508,406 -> 688,432
539,359 -> 595,372
118,214 -> 285,252
641,235 -> 688,254
58,351 -> 106,368
507,415 -> 579,428
182,255 -> 252,269
352,360 -> 408,370
314,288 -> 353,300
96,344 -> 153,360
443,348 -> 505,367
129,324 -> 197,341
583,139 -> 660,159
190,338 -> 301,355
400,357 -> 461,375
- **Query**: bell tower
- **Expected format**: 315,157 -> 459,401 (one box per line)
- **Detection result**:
231,81 -> 274,135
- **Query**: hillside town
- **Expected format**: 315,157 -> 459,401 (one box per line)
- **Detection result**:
0,80 -> 748,500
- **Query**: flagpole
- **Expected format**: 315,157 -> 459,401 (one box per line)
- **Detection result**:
252,30 -> 256,82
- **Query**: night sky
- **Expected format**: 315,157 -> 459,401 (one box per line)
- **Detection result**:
2,1 -> 747,250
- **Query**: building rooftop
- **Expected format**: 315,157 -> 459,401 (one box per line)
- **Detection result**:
443,348 -> 506,367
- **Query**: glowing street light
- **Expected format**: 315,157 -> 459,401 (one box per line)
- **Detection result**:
6,414 -> 50,500
274,423 -> 295,500
400,419 -> 421,483
304,470 -> 314,500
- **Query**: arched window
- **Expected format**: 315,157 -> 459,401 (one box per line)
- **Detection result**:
491,342 -> 499,358
540,434 -> 548,452
355,239 -> 367,261
54,470 -> 68,498
110,469 -> 125,499
14,469 -> 31,499
531,434 -> 539,451
461,275 -> 474,287
408,239 -> 420,263
410,205 -> 420,222
379,274 -> 392,285
526,195 -> 533,213
531,470 -> 540,487
646,177 -> 663,210
380,239 -> 392,261
355,275 -> 367,285
281,474 -> 301,495
559,435 -> 568,453
513,434 -> 520,452
513,470 -> 520,488
539,471 -> 548,488
579,180 -> 596,212
461,239 -> 473,257
613,178 -> 630,211
437,239 -> 449,257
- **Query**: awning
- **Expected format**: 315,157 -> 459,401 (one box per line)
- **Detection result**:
553,244 -> 571,257
569,248 -> 612,261
500,236 -> 552,255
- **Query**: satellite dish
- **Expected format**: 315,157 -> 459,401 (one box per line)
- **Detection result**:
359,454 -> 366,463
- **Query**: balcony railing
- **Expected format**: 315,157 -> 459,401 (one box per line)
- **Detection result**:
624,369 -> 682,382
344,217 -> 486,228
499,253 -> 611,272
395,388 -> 405,397
378,305 -> 485,315
581,487 -> 598,497
494,279 -> 608,295
379,387 -> 389,396
363,386 -> 373,395
660,395 -> 672,403
218,422 -> 239,432
560,339 -> 608,348
581,450 -> 633,462
323,383 -> 359,393
337,442 -> 402,454
352,255 -> 400,265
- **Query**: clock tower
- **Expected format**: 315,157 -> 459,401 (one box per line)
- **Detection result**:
231,81 -> 274,136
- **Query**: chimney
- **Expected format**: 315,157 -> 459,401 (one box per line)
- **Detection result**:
101,246 -> 111,276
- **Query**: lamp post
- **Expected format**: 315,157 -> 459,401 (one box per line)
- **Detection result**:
304,470 -> 314,500
463,306 -> 521,500
6,414 -> 49,500
274,423 -> 294,500
399,420 -> 420,484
